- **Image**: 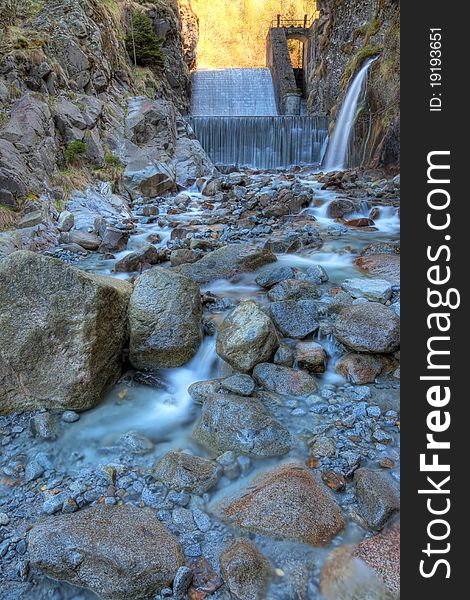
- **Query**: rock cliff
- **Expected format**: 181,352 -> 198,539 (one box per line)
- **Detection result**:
306,0 -> 400,168
0,0 -> 213,255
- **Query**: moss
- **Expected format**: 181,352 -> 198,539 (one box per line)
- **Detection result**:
341,44 -> 383,89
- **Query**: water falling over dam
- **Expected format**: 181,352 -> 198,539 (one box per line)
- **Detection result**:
189,68 -> 328,169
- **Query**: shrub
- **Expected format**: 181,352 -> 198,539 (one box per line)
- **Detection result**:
0,0 -> 41,26
125,13 -> 164,70
104,150 -> 123,169
64,140 -> 88,166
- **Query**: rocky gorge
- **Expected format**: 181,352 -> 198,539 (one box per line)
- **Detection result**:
0,2 -> 400,600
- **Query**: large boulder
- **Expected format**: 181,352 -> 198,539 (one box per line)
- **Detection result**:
270,300 -> 319,339
176,244 -> 276,283
354,468 -> 400,530
216,301 -> 278,372
153,451 -> 221,494
0,251 -> 132,413
28,505 -> 184,600
129,267 -> 202,369
333,304 -> 400,353
192,394 -> 292,457
335,353 -> 396,384
355,254 -> 400,285
253,363 -> 318,396
217,464 -> 344,546
341,278 -> 392,303
220,539 -> 271,600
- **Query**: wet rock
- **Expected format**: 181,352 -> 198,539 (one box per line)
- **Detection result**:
321,522 -> 400,600
118,431 -> 154,455
170,248 -> 203,267
222,374 -> 255,396
270,299 -> 319,339
253,363 -> 318,396
220,539 -> 271,600
309,436 -> 336,458
173,565 -> 193,599
273,343 -> 295,367
188,379 -> 223,403
255,265 -> 297,288
0,252 -> 132,413
354,468 -> 400,529
333,304 -> 400,353
335,353 -> 395,384
295,341 -> 328,373
63,230 -> 101,250
129,267 -> 202,369
216,301 -> 278,372
361,243 -> 400,257
99,227 -> 129,253
62,410 -> 80,423
267,279 -> 320,302
264,223 -> 323,253
193,394 -> 292,457
30,413 -> 58,440
327,198 -> 355,218
176,243 -> 276,283
355,254 -> 400,285
344,218 -> 375,228
0,512 -> 10,526
28,505 -> 184,600
153,451 -> 221,494
342,278 -> 392,303
328,290 -> 354,314
298,264 -> 329,284
217,463 -> 344,546
114,244 -> 161,272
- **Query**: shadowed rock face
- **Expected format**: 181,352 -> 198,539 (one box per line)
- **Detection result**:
28,505 -> 185,600
0,251 -> 132,414
216,463 -> 345,546
129,266 -> 203,369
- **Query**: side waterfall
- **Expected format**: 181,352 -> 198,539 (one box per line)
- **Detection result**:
323,57 -> 377,171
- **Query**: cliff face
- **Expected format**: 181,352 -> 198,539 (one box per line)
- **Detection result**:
0,0 -> 212,254
306,0 -> 400,168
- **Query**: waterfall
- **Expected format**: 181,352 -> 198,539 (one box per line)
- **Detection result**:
191,68 -> 278,116
187,116 -> 329,170
323,57 -> 377,171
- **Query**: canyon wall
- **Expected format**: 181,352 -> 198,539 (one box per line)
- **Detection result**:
306,0 -> 400,168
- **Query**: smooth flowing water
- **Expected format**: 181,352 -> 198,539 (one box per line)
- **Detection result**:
191,68 -> 278,116
187,116 -> 329,169
323,57 -> 377,171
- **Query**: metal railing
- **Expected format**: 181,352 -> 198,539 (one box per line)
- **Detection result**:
271,13 -> 319,29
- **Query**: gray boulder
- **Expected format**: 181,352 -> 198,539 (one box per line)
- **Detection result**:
253,363 -> 318,396
176,243 -> 276,283
114,244 -> 161,273
216,301 -> 278,373
0,252 -> 132,413
153,451 -> 221,494
333,304 -> 400,353
193,394 -> 292,457
255,265 -> 297,289
28,505 -> 184,600
267,279 -> 320,302
129,267 -> 202,369
220,539 -> 271,600
354,468 -> 400,530
341,278 -> 392,303
270,300 -> 319,339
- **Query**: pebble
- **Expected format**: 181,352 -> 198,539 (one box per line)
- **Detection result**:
0,512 -> 10,526
173,566 -> 193,599
62,411 -> 80,423
373,429 -> 393,444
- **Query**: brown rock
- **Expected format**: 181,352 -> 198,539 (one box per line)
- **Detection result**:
220,539 -> 270,600
355,254 -> 400,285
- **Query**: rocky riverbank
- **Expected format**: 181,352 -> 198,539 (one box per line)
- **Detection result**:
0,165 -> 400,600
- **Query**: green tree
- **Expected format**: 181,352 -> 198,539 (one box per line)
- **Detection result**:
125,13 -> 164,70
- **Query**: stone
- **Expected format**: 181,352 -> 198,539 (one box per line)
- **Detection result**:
342,278 -> 392,303
188,379 -> 223,403
57,211 -> 74,232
0,252 -> 132,413
114,244 -> 161,272
99,227 -> 129,253
267,279 -> 320,302
253,363 -> 318,396
17,210 -> 44,229
176,243 -> 276,283
354,468 -> 400,529
299,264 -> 329,284
335,353 -> 391,384
270,300 -> 319,339
118,431 -> 154,455
255,265 -> 297,288
220,539 -> 270,600
320,522 -> 400,600
295,341 -> 327,373
193,394 -> 292,457
217,463 -> 344,546
62,410 -> 80,423
309,436 -> 336,458
63,230 -> 101,250
355,254 -> 400,285
327,198 -> 355,218
173,566 -> 193,599
124,158 -> 176,199
222,374 -> 255,396
129,267 -> 202,369
216,301 -> 278,372
273,343 -> 295,367
170,248 -> 203,267
30,413 -> 58,440
0,512 -> 10,526
153,451 -> 221,494
333,304 -> 400,353
28,505 -> 184,600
